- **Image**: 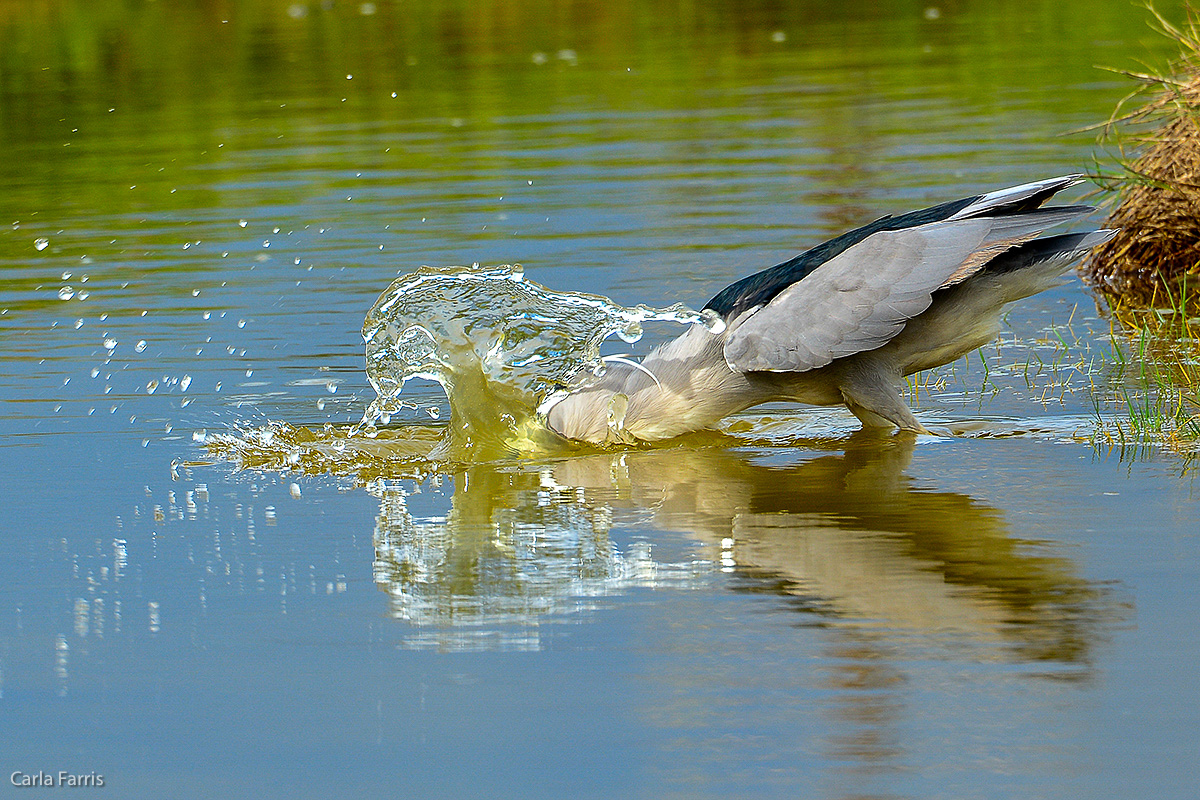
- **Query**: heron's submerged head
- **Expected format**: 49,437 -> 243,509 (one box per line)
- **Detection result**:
546,387 -> 633,445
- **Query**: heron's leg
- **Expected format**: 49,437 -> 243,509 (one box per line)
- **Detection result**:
838,369 -> 931,434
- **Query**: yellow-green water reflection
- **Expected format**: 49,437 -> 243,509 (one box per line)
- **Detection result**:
0,0 -> 1179,249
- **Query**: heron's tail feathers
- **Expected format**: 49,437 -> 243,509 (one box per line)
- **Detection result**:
985,228 -> 1118,275
969,228 -> 1117,305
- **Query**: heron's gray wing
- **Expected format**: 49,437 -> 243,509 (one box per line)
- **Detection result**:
721,208 -> 1085,373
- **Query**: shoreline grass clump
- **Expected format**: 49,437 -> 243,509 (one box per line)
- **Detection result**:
1075,5 -> 1200,461
1083,5 -> 1200,309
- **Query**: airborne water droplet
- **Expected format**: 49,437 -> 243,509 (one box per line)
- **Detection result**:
58,286 -> 75,300
35,237 -> 49,251
135,340 -> 147,353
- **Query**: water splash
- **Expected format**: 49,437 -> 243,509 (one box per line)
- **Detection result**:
355,264 -> 713,460
206,264 -> 713,474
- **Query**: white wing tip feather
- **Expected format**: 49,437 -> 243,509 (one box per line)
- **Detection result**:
600,355 -> 662,388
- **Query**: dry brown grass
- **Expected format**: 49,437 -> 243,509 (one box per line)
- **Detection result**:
1082,4 -> 1200,309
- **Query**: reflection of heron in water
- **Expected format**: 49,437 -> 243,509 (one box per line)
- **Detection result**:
554,432 -> 1109,665
547,176 -> 1115,444
374,431 -> 1111,664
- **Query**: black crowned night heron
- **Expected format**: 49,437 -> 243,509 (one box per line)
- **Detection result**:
546,175 -> 1116,444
